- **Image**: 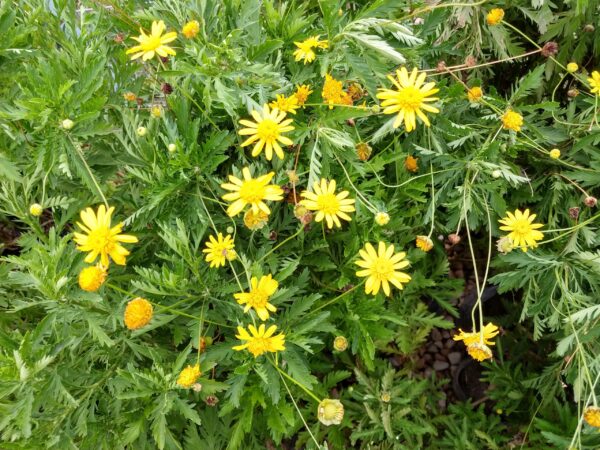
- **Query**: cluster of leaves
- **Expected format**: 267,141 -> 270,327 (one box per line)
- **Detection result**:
1,0 -> 600,449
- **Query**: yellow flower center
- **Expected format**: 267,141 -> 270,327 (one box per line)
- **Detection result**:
239,180 -> 266,203
142,35 -> 162,51
511,219 -> 531,236
87,227 -> 116,253
247,290 -> 269,309
372,258 -> 393,281
322,402 -> 339,418
316,193 -> 340,214
248,338 -> 269,355
256,119 -> 280,143
396,86 -> 424,111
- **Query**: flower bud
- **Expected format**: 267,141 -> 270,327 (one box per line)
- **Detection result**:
448,233 -> 461,245
168,143 -> 176,153
29,203 -> 43,217
492,170 -> 502,179
380,391 -> 391,403
371,104 -> 381,113
566,62 -> 578,73
584,196 -> 597,207
61,119 -> 74,130
549,148 -> 560,159
136,126 -> 147,137
568,88 -> 579,98
333,336 -> 348,351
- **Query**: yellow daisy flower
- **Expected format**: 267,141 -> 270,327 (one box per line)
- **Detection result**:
498,208 -> 544,252
293,36 -> 328,64
238,104 -> 295,160
126,20 -> 177,61
588,70 -> 600,95
322,74 -> 353,109
355,242 -> 411,296
299,179 -> 355,229
294,85 -> 313,106
78,265 -> 107,292
501,110 -> 523,132
376,67 -> 439,132
177,364 -> 201,388
202,233 -> 236,268
584,406 -> 600,427
269,94 -> 299,115
221,167 -> 284,217
486,8 -> 505,25
232,324 -> 286,357
453,322 -> 499,346
234,274 -> 278,320
182,20 -> 200,39
73,205 -> 138,267
124,297 -> 153,330
467,86 -> 483,102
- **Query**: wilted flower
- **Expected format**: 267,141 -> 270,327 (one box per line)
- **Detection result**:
467,342 -> 493,361
124,297 -> 153,330
541,41 -> 558,58
243,209 -> 269,230
405,155 -> 418,172
356,142 -> 372,161
416,235 -> 433,252
584,196 -> 597,207
496,236 -> 514,254
123,92 -> 137,101
318,399 -> 344,426
584,406 -> 600,427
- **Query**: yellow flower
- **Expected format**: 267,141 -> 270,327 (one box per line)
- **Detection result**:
126,20 -> 177,61
501,110 -> 523,132
376,67 -> 439,132
78,265 -> 107,292
182,20 -> 200,39
355,241 -> 411,296
333,336 -> 348,351
499,208 -> 544,252
467,342 -> 493,361
123,92 -> 137,101
356,142 -> 372,161
549,148 -> 561,159
124,297 -> 153,330
293,36 -> 328,64
234,274 -> 278,321
453,323 -> 499,346
221,167 -> 284,217
269,94 -> 300,115
177,364 -> 201,388
202,233 -> 236,268
29,203 -> 43,216
584,406 -> 600,427
294,85 -> 313,106
318,399 -> 344,426
588,70 -> 600,95
243,209 -> 269,230
374,211 -> 390,226
467,86 -> 483,102
404,155 -> 418,172
300,179 -> 356,229
150,105 -> 163,118
416,235 -> 433,252
486,8 -> 505,25
566,62 -> 578,73
232,324 -> 286,357
238,104 -> 295,160
73,205 -> 138,266
322,74 -> 353,109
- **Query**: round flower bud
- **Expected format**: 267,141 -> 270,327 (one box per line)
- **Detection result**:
549,148 -> 561,159
416,235 -> 434,252
29,203 -> 43,217
177,364 -> 201,388
467,86 -> 483,102
492,170 -> 502,179
584,406 -> 600,427
61,119 -> 74,130
496,236 -> 514,254
150,105 -> 163,118
136,126 -> 147,137
486,8 -> 504,25
205,395 -> 219,406
583,24 -> 595,33
467,342 -> 493,361
404,155 -> 418,173
584,196 -> 597,207
124,297 -> 153,330
78,265 -> 107,292
567,88 -> 579,98
168,143 -> 177,153
318,399 -> 344,426
374,211 -> 390,226
380,391 -> 391,403
333,336 -> 348,352
566,62 -> 578,73
198,336 -> 213,351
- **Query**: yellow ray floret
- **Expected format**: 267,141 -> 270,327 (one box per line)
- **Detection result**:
221,167 -> 284,217
234,274 -> 278,321
232,324 -> 286,357
73,205 -> 138,266
300,179 -> 355,229
293,36 -> 328,64
453,322 -> 499,346
498,208 -> 544,252
355,241 -> 411,296
126,20 -> 177,61
376,67 -> 439,132
239,104 -> 295,160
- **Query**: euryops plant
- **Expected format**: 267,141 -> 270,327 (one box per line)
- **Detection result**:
1,0 -> 600,449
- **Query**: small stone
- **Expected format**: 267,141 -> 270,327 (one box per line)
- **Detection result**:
440,348 -> 450,356
441,331 -> 450,339
433,361 -> 449,371
424,368 -> 433,378
431,329 -> 442,341
415,358 -> 425,369
448,352 -> 462,365
424,353 -> 432,362
435,341 -> 444,350
444,340 -> 456,349
435,353 -> 446,362
427,344 -> 438,354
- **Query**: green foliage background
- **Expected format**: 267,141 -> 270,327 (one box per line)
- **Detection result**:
1,0 -> 600,449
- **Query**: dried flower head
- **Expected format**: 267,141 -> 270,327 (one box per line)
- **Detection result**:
124,297 -> 153,330
467,342 -> 493,361
541,41 -> 559,58
318,399 -> 344,426
356,142 -> 372,161
416,235 -> 434,252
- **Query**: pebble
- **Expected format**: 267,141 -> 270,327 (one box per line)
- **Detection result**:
427,344 -> 438,354
431,329 -> 442,341
435,353 -> 446,362
435,341 -> 444,350
445,339 -> 456,349
448,352 -> 462,365
433,361 -> 450,371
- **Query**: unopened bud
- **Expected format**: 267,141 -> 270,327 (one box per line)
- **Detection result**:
61,119 -> 74,130
584,196 -> 597,207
